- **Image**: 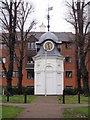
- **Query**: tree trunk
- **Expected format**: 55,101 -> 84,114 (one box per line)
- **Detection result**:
6,48 -> 14,95
82,70 -> 89,95
17,57 -> 23,94
17,28 -> 24,94
80,51 -> 89,95
5,1 -> 17,95
17,71 -> 23,94
77,69 -> 81,91
75,37 -> 81,92
7,78 -> 12,95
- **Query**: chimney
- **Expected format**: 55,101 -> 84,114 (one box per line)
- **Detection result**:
39,22 -> 46,32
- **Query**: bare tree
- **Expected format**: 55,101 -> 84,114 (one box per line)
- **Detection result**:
15,1 -> 36,93
65,0 -> 90,95
0,0 -> 21,95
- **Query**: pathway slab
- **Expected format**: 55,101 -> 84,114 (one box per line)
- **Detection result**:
17,96 -> 62,118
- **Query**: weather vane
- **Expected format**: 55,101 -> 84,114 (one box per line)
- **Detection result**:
47,5 -> 53,31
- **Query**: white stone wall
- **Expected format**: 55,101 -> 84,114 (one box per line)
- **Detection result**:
34,56 -> 64,95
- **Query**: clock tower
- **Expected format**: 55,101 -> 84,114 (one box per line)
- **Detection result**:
33,32 -> 64,95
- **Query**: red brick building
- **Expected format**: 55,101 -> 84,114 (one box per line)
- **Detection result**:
0,32 -> 90,90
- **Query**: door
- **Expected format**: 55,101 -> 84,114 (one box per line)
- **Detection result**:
46,72 -> 56,95
35,72 -> 45,95
56,73 -> 63,95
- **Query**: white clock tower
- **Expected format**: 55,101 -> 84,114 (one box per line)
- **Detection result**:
33,32 -> 64,95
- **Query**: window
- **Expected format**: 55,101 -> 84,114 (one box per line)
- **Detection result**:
0,57 -> 6,64
13,71 -> 18,77
27,56 -> 34,63
31,42 -> 36,49
65,56 -> 72,63
0,58 -> 2,64
66,71 -> 72,78
13,54 -> 16,62
1,44 -> 6,49
2,71 -> 5,77
27,70 -> 34,80
2,58 -> 6,63
27,42 -> 36,49
78,58 -> 80,64
66,42 -> 72,49
27,42 -> 30,49
0,72 -> 2,77
0,71 -> 5,77
66,85 -> 72,88
0,44 -> 2,49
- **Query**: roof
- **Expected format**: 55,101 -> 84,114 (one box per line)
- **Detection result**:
55,32 -> 74,42
39,32 -> 59,43
34,46 -> 62,58
0,32 -> 74,43
28,32 -> 74,42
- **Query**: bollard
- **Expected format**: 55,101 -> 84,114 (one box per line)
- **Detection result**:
24,94 -> 27,103
7,95 -> 9,102
78,91 -> 80,104
63,90 -> 65,104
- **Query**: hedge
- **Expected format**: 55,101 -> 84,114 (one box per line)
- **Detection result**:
4,86 -> 34,95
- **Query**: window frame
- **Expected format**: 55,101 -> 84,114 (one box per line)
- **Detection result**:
27,42 -> 36,50
65,56 -> 72,63
0,71 -> 5,78
66,42 -> 72,49
13,71 -> 18,77
27,56 -> 34,63
0,57 -> 6,64
27,70 -> 34,80
66,71 -> 72,78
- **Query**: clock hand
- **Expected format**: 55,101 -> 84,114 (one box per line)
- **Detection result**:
49,43 -> 52,50
48,43 -> 50,49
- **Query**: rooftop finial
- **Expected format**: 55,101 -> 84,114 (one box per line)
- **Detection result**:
47,5 -> 53,32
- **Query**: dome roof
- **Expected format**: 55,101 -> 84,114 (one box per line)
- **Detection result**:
39,32 -> 59,43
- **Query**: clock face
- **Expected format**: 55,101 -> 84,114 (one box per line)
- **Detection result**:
43,41 -> 54,51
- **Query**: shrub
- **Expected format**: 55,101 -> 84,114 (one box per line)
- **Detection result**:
23,87 -> 34,95
80,87 -> 90,96
4,86 -> 34,95
64,88 -> 78,95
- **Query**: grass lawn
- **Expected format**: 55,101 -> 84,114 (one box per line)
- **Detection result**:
0,95 -> 37,119
0,95 -> 37,103
0,106 -> 2,119
58,95 -> 89,104
1,106 -> 24,119
63,106 -> 90,118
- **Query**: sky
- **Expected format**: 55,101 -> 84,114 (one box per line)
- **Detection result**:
28,0 -> 89,32
1,0 -> 73,32
26,0 -> 74,32
0,0 -> 89,33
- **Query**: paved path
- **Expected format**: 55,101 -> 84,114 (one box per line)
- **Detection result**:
2,96 -> 89,119
17,96 -> 62,118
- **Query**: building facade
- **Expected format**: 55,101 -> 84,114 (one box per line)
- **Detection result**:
0,32 -> 90,94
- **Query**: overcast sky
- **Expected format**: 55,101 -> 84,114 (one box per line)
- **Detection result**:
1,0 -> 73,32
0,0 -> 89,33
23,0 -> 89,33
29,0 -> 89,33
26,0 -> 74,32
